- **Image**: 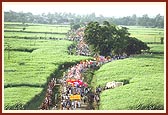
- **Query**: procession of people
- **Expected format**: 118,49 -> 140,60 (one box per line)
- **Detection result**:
39,27 -> 127,110
59,59 -> 100,110
39,56 -> 108,110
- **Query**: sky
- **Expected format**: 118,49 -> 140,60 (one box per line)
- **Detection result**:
3,2 -> 165,18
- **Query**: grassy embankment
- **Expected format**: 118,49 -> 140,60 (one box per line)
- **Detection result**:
89,26 -> 164,110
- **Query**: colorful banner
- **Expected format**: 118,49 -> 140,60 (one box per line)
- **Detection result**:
69,95 -> 81,100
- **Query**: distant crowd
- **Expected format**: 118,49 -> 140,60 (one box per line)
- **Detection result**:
68,28 -> 91,56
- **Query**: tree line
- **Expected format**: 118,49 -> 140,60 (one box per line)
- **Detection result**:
4,11 -> 164,28
84,21 -> 150,56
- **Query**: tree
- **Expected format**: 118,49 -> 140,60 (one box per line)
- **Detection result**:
154,14 -> 164,28
4,11 -> 164,28
71,24 -> 81,30
84,21 -> 101,53
113,26 -> 130,56
22,27 -> 26,31
125,37 -> 150,56
99,21 -> 114,56
85,21 -> 116,56
160,37 -> 164,44
84,21 -> 150,57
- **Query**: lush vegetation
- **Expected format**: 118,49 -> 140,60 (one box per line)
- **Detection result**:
3,21 -> 165,110
4,22 -> 92,109
5,23 -> 70,33
126,26 -> 164,43
91,44 -> 164,110
115,14 -> 164,28
4,87 -> 43,110
84,21 -> 149,56
5,11 -> 164,28
4,22 -> 70,39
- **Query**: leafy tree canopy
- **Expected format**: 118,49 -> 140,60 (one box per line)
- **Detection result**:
84,21 -> 150,56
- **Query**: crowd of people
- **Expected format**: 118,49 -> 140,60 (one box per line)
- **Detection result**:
39,78 -> 57,110
59,60 -> 98,110
39,54 -> 127,110
76,41 -> 91,56
38,55 -> 111,110
58,55 -> 120,110
68,28 -> 91,56
56,55 -> 115,110
39,27 -> 128,110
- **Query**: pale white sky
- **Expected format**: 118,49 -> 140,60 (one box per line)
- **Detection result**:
3,2 -> 165,18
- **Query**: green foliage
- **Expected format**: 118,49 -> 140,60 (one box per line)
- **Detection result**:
129,103 -> 164,110
91,44 -> 164,110
84,21 -> 115,56
82,69 -> 95,88
18,61 -> 25,65
4,87 -> 43,109
127,26 -> 164,43
68,42 -> 78,55
125,37 -> 150,56
5,103 -> 25,110
23,27 -> 26,31
147,44 -> 164,53
71,23 -> 81,30
160,37 -> 164,44
4,11 -> 164,28
84,21 -> 149,56
4,22 -> 70,39
4,22 -> 92,109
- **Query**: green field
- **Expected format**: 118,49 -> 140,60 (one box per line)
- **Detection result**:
4,22 -> 165,110
4,32 -> 66,39
4,87 -> 43,109
4,22 -> 70,39
4,22 -> 92,109
91,44 -> 164,110
125,26 -> 164,43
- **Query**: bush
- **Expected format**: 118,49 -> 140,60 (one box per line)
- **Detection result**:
18,62 -> 25,65
125,37 -> 150,56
